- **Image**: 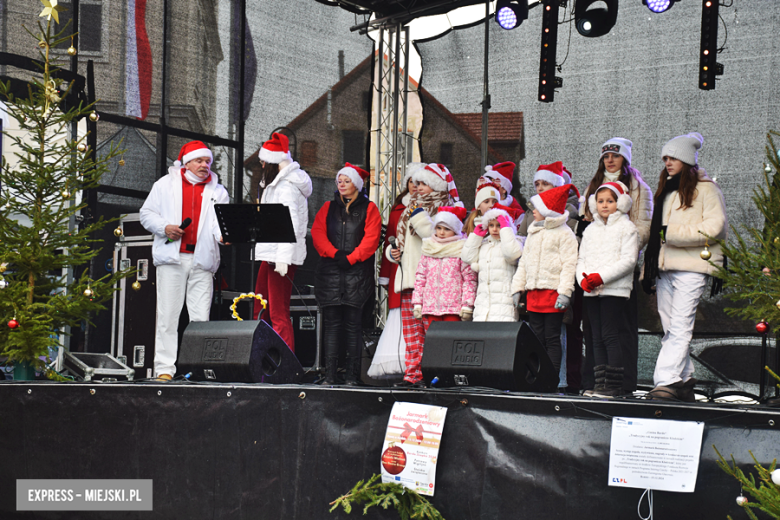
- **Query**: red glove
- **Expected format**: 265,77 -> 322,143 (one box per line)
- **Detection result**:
497,215 -> 513,229
580,273 -> 593,293
586,273 -> 604,290
473,224 -> 488,237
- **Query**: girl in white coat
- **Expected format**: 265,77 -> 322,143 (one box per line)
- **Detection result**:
461,204 -> 524,322
576,182 -> 638,397
641,132 -> 727,402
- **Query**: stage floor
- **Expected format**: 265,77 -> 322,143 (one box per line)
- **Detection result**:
1,381 -> 778,519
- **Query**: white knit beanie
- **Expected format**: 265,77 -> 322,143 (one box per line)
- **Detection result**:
661,132 -> 703,166
600,138 -> 632,165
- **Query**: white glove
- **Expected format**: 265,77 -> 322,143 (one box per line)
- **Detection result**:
413,305 -> 423,320
555,294 -> 571,310
512,292 -> 521,307
459,307 -> 473,321
274,262 -> 288,278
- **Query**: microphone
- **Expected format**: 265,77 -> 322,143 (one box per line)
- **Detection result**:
388,236 -> 398,249
167,217 -> 192,243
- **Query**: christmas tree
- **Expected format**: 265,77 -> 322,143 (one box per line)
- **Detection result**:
710,131 -> 780,332
0,2 -> 133,372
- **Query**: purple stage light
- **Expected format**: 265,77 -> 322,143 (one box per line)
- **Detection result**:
646,0 -> 672,13
497,6 -> 518,30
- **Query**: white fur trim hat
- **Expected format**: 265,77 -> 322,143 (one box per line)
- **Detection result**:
403,162 -> 426,190
259,132 -> 292,164
484,162 -> 515,194
174,140 -> 213,168
530,183 -> 579,219
475,182 -> 501,209
433,206 -> 468,235
600,137 -> 632,165
413,163 -> 448,192
588,180 -> 633,216
337,162 -> 370,192
661,132 -> 703,166
481,206 -> 511,224
533,161 -> 565,188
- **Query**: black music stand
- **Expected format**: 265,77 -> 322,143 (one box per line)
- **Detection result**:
215,204 -> 296,295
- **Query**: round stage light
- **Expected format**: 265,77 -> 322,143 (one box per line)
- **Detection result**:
497,6 -> 518,30
644,0 -> 674,13
575,0 -> 618,38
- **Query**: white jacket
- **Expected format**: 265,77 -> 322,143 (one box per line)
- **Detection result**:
461,228 -> 524,322
576,209 -> 639,299
140,168 -> 230,273
387,209 -> 436,292
254,161 -> 313,266
511,214 -> 578,298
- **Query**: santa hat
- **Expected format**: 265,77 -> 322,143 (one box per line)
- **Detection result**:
403,162 -> 426,189
414,164 -> 463,207
173,140 -> 213,168
474,181 -> 501,209
589,180 -> 633,215
337,162 -> 370,192
561,166 -> 572,185
433,206 -> 468,235
600,137 -> 632,165
259,132 -> 292,164
484,161 -> 515,194
661,132 -> 703,166
482,203 -> 523,226
534,161 -> 565,188
530,183 -> 580,219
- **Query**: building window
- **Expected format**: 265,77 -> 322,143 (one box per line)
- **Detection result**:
362,91 -> 372,112
57,1 -> 106,56
300,141 -> 318,169
440,142 -> 453,168
342,130 -> 365,168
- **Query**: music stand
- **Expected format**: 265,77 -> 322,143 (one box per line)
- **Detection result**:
215,204 -> 296,295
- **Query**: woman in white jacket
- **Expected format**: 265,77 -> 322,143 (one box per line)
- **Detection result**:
251,133 -> 312,353
576,181 -> 638,397
641,132 -> 727,402
579,138 -> 653,395
461,205 -> 523,322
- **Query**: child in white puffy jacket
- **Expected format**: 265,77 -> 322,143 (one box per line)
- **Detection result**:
461,204 -> 524,322
576,181 -> 638,398
511,184 -> 579,374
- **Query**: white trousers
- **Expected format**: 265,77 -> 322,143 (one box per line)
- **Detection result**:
154,254 -> 213,377
653,270 -> 707,387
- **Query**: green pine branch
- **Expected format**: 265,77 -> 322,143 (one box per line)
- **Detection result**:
714,447 -> 780,520
330,474 -> 445,520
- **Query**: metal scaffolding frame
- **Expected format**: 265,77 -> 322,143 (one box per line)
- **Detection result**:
373,24 -> 410,327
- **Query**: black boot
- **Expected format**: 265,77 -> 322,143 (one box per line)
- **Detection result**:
584,365 -> 606,397
319,357 -> 338,385
593,366 -> 624,398
344,357 -> 362,386
676,378 -> 698,403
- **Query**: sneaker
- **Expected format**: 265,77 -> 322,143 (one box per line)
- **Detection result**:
591,387 -> 623,398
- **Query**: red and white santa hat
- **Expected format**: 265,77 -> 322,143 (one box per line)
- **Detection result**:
561,165 -> 573,185
484,161 -> 515,194
533,161 -> 566,188
588,180 -> 633,215
414,163 -> 463,207
433,206 -> 468,235
482,203 -> 523,225
403,162 -> 426,189
259,132 -> 292,164
531,183 -> 580,219
337,162 -> 370,192
474,179 -> 501,209
173,140 -> 213,168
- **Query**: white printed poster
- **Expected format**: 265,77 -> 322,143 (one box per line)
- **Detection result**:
608,417 -> 705,492
380,402 -> 448,496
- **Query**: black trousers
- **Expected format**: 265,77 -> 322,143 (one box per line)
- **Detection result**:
581,273 -> 639,392
529,311 -> 564,372
322,305 -> 363,361
584,296 -> 624,368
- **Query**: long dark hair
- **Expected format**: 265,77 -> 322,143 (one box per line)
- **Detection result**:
655,162 -> 703,210
584,157 -> 637,220
256,161 -> 280,201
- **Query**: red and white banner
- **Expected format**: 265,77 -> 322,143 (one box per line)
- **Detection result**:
125,0 -> 152,120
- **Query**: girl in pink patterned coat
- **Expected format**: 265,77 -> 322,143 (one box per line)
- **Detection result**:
407,206 -> 477,384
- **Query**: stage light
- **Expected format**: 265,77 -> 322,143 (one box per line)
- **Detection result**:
538,0 -> 560,102
699,0 -> 722,89
575,0 -> 618,38
495,0 -> 528,30
643,0 -> 676,13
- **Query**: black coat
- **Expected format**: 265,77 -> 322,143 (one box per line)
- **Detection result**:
315,193 -> 375,308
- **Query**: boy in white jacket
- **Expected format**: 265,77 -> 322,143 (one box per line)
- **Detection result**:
576,181 -> 638,397
511,184 -> 579,376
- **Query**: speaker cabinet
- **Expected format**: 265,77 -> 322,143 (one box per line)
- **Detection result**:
177,320 -> 304,383
421,321 -> 558,392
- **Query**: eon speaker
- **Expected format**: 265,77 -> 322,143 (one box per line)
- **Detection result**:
420,321 -> 558,392
177,320 -> 304,383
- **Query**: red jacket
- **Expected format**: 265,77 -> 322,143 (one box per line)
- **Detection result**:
378,202 -> 405,309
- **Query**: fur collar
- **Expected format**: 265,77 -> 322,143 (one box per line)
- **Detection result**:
528,213 -> 568,233
422,236 -> 465,258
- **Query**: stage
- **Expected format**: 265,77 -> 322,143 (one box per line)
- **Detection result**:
1,381 -> 778,519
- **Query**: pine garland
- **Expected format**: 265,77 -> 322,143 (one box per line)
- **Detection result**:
329,474 -> 445,520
